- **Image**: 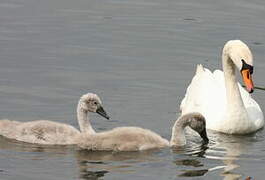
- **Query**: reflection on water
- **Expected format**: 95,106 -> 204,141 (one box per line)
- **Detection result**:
169,130 -> 262,179
76,149 -> 158,163
179,169 -> 208,177
172,141 -> 209,158
174,159 -> 203,167
204,131 -> 259,180
174,156 -> 208,177
79,170 -> 108,180
172,141 -> 211,177
75,149 -> 158,178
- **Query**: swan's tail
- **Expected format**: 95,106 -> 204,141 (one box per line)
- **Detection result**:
196,64 -> 205,74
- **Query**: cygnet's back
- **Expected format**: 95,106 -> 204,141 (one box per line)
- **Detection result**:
78,112 -> 209,152
78,127 -> 169,151
0,120 -> 80,145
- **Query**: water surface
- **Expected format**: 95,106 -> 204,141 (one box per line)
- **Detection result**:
0,0 -> 265,179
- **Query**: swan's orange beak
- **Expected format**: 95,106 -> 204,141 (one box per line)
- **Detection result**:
241,69 -> 254,93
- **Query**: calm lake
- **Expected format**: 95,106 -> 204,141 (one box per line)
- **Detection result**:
0,0 -> 265,179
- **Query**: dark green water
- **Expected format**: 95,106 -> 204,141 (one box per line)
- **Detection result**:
0,0 -> 265,179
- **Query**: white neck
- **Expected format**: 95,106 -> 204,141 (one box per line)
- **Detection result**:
170,116 -> 188,146
77,101 -> 95,134
222,51 -> 249,132
222,53 -> 245,110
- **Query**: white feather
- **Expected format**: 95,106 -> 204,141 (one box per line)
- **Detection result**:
180,40 -> 264,134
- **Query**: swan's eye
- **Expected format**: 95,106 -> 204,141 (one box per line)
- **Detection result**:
93,101 -> 98,105
250,67 -> 253,75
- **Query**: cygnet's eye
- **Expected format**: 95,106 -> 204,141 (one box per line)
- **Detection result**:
93,101 -> 98,106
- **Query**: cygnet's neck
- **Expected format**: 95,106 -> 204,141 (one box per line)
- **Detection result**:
170,114 -> 190,146
77,101 -> 95,134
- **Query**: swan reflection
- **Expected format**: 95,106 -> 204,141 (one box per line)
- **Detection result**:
172,130 -> 259,179
209,131 -> 256,180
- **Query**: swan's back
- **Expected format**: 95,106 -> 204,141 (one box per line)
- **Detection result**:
180,65 -> 226,130
0,120 -> 80,145
78,127 -> 169,151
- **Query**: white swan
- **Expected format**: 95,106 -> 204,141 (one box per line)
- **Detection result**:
78,112 -> 209,151
180,40 -> 264,134
0,93 -> 109,145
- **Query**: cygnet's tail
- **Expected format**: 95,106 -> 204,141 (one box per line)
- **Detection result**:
0,119 -> 21,137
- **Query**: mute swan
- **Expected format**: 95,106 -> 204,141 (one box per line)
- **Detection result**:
78,112 -> 209,151
180,40 -> 264,134
0,93 -> 109,145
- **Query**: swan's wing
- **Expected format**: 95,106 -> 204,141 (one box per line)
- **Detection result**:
238,84 -> 264,129
0,120 -> 80,145
180,64 -> 227,129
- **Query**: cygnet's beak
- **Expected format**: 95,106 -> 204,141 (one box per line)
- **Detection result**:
199,128 -> 209,144
96,106 -> 110,120
241,69 -> 254,93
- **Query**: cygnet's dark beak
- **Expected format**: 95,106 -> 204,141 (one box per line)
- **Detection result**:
96,106 -> 110,120
199,128 -> 209,144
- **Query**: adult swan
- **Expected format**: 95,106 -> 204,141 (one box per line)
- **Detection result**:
180,40 -> 264,134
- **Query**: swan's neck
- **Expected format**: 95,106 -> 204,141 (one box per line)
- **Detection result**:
222,53 -> 248,129
170,117 -> 187,146
77,102 -> 95,134
223,53 -> 246,110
